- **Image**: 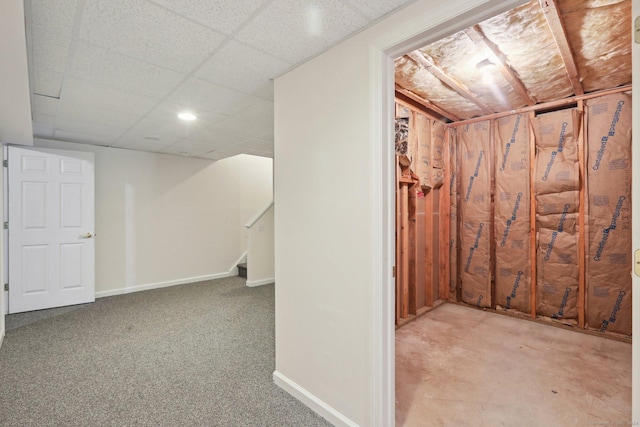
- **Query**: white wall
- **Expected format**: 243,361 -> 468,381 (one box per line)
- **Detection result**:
273,1 -> 529,426
246,203 -> 274,287
35,139 -> 272,296
0,0 -> 33,147
0,165 -> 4,346
0,0 -> 32,347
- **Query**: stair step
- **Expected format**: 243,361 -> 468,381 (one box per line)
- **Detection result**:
237,263 -> 247,278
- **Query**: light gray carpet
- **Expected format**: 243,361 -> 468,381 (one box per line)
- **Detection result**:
0,277 -> 330,427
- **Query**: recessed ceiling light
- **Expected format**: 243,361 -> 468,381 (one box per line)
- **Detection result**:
178,112 -> 197,121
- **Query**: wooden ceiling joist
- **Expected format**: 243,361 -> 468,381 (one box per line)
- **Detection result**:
463,25 -> 536,106
539,0 -> 584,95
394,84 -> 461,122
407,51 -> 494,115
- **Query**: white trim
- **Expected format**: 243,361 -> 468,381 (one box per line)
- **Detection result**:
95,272 -> 235,298
246,277 -> 274,287
369,43 -> 395,427
273,371 -> 359,427
245,200 -> 274,228
0,329 -> 4,348
631,0 -> 639,420
95,251 -> 248,298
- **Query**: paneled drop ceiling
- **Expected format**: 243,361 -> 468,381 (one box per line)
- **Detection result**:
395,0 -> 632,122
27,0 -> 413,160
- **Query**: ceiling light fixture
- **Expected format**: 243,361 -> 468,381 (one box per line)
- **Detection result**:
178,112 -> 197,121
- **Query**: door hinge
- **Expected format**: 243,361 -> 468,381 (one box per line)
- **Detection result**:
4,283 -> 7,291
3,222 -> 7,230
3,160 -> 7,167
392,266 -> 396,278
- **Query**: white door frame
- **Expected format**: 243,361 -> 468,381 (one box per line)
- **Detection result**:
366,0 -> 640,424
631,0 -> 639,419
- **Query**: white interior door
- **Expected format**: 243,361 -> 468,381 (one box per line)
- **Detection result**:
8,146 -> 95,314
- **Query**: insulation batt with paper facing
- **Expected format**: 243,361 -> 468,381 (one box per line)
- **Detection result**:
458,121 -> 492,308
478,0 -> 573,104
421,33 -> 522,113
395,56 -> 482,119
494,114 -> 531,313
559,0 -> 631,92
394,0 -> 631,121
585,92 -> 632,335
533,109 -> 582,322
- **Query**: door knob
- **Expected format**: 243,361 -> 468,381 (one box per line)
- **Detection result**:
80,232 -> 93,239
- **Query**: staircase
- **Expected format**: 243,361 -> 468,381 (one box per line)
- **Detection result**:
237,263 -> 247,278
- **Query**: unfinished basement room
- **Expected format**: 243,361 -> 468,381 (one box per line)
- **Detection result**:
393,0 -> 632,425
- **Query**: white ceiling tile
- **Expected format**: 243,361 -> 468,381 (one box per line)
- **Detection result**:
160,139 -> 218,156
344,0 -> 412,21
190,125 -> 247,147
242,149 -> 273,158
149,0 -> 267,35
33,67 -> 65,98
53,129 -> 118,146
113,130 -> 179,149
218,98 -> 274,139
33,113 -> 57,128
31,29 -> 71,72
30,0 -> 78,37
195,40 -> 291,94
60,77 -> 159,116
70,42 -> 186,98
57,102 -> 140,130
128,117 -> 202,140
33,122 -> 55,139
114,142 -> 171,154
238,138 -> 273,152
253,81 -> 274,100
78,0 -> 226,73
236,0 -> 368,64
55,116 -> 126,141
33,95 -> 60,117
199,144 -> 245,161
147,77 -> 258,119
145,100 -> 229,127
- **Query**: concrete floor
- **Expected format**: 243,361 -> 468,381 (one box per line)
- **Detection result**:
396,303 -> 631,426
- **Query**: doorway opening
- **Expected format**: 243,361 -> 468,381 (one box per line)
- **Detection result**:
387,0 -> 633,424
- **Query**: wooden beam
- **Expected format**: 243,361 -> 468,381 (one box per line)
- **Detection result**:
463,26 -> 535,106
395,156 -> 401,325
489,120 -> 496,309
455,127 -> 463,302
395,86 -> 460,122
424,188 -> 435,307
529,112 -> 537,319
539,0 -> 584,95
408,182 -> 418,315
400,182 -> 410,319
407,51 -> 494,115
577,100 -> 586,328
449,85 -> 631,127
439,127 -> 452,300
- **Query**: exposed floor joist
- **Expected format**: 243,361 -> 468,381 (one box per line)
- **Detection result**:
539,0 -> 584,95
406,51 -> 494,115
463,25 -> 535,106
448,84 -> 631,126
395,85 -> 461,122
